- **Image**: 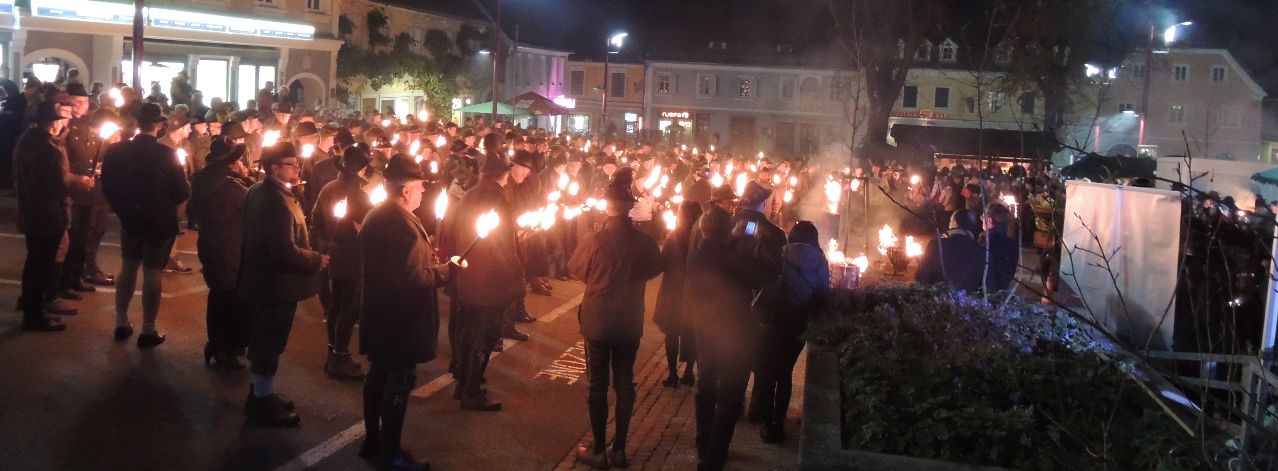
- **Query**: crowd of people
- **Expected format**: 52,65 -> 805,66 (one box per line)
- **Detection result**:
4,73 -> 1045,471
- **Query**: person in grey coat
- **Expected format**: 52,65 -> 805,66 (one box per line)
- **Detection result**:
238,142 -> 329,427
188,137 -> 251,369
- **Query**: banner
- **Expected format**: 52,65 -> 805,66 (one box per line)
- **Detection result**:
1060,181 -> 1182,350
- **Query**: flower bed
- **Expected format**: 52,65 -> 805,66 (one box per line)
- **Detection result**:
805,285 -> 1208,470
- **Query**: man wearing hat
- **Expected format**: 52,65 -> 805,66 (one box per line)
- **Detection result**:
507,149 -> 547,327
99,103 -> 190,346
310,146 -> 373,380
59,82 -> 107,297
158,114 -> 196,274
730,180 -> 786,425
440,152 -> 522,411
81,108 -> 122,288
15,102 -> 86,330
357,154 -> 451,471
189,136 -> 253,369
238,142 -> 328,427
568,168 -> 663,469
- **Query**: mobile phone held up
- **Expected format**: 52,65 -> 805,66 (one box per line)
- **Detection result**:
745,220 -> 758,236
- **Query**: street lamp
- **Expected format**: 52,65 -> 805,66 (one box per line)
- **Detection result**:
1138,20 -> 1192,148
602,32 -> 627,135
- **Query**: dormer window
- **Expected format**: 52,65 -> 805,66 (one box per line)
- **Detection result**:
938,39 -> 957,63
914,40 -> 932,61
994,43 -> 1012,64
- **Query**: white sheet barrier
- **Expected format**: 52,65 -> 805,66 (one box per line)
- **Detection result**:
1060,181 -> 1183,350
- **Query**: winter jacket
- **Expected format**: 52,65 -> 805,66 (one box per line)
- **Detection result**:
100,134 -> 190,241
685,236 -> 773,364
311,174 -> 372,282
188,164 -> 249,290
441,177 -> 525,308
359,202 -> 444,365
653,227 -> 694,335
13,127 -> 80,235
569,216 -> 662,344
237,178 -> 323,304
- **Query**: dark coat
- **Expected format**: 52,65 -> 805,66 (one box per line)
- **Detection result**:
13,127 -> 77,235
63,117 -> 103,207
730,208 -> 786,284
303,151 -> 339,215
569,216 -> 663,344
359,202 -> 444,365
189,164 -> 250,289
441,177 -> 525,308
238,179 -> 323,304
311,174 -> 372,282
100,134 -> 190,241
979,228 -> 1021,292
685,237 -> 772,364
682,176 -> 712,207
775,242 -> 830,337
915,230 -> 985,293
653,227 -> 694,335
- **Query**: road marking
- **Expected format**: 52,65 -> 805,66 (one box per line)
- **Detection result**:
534,340 -> 587,385
0,279 -> 207,299
273,293 -> 583,471
537,293 -> 583,324
0,232 -> 198,256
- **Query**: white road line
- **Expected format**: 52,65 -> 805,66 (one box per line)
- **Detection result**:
0,232 -> 198,255
273,294 -> 583,471
0,279 -> 207,299
537,293 -> 583,324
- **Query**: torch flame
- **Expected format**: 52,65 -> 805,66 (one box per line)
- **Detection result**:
825,179 -> 841,213
333,199 -> 348,219
369,184 -> 388,205
783,189 -> 793,203
910,175 -> 921,186
538,204 -> 557,231
262,130 -> 281,147
301,143 -> 315,159
663,210 -> 677,230
417,110 -> 429,122
98,121 -> 121,139
643,165 -> 662,190
381,119 -> 391,127
568,181 -> 580,196
409,139 -> 421,156
877,225 -> 898,256
905,236 -> 924,258
435,135 -> 447,148
176,148 -> 188,166
710,173 -> 724,188
434,190 -> 448,221
476,210 -> 500,238
734,173 -> 749,198
789,176 -> 797,187
548,191 -> 561,203
429,160 -> 439,173
772,174 -> 781,186
827,239 -> 846,265
850,178 -> 862,192
851,254 -> 870,273
557,173 -> 569,190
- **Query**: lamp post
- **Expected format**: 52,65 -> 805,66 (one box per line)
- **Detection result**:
602,32 -> 627,135
1138,21 -> 1191,148
490,0 -> 503,125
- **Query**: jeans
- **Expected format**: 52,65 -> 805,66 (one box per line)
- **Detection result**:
364,361 -> 417,456
694,349 -> 751,471
584,339 -> 639,453
327,279 -> 359,354
206,288 -> 253,356
751,329 -> 806,427
248,302 -> 299,377
21,233 -> 61,320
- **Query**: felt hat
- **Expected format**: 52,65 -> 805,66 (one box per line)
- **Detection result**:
34,102 -> 70,124
511,150 -> 537,169
385,153 -> 425,182
709,184 -> 738,203
741,181 -> 774,206
260,142 -> 299,166
133,103 -> 167,123
480,152 -> 513,174
206,136 -> 246,165
338,146 -> 371,174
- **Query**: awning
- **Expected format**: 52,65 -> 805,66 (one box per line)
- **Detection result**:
1060,154 -> 1156,181
459,101 -> 528,115
890,124 -> 1058,160
507,91 -> 569,115
1251,166 -> 1278,186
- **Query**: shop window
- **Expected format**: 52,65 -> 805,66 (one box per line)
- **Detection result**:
901,86 -> 918,108
237,64 -> 275,110
569,70 -> 585,96
195,59 -> 230,103
122,60 -> 187,101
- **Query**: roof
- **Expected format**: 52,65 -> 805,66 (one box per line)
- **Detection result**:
374,0 -> 489,24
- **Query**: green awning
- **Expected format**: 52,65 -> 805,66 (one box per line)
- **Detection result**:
459,101 -> 528,115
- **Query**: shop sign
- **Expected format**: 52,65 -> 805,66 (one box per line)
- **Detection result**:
660,111 -> 690,120
892,109 -> 948,119
31,0 -> 315,40
552,96 -> 576,109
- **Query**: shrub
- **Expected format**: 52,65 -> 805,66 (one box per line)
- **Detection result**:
808,285 -> 1208,470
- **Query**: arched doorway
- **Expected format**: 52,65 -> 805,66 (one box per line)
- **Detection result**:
284,72 -> 325,111
21,48 -> 90,84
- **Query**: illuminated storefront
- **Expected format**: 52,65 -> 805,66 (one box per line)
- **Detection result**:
4,0 -> 340,110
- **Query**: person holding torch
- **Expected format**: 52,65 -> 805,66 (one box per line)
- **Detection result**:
440,151 -> 523,411
357,154 -> 452,470
311,146 -> 374,380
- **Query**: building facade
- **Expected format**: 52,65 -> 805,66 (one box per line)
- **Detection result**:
505,44 -> 569,106
3,0 -> 342,110
563,59 -> 642,134
1093,48 -> 1265,162
643,60 -> 855,158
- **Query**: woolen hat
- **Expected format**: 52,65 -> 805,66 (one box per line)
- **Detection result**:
134,103 -> 167,123
220,121 -> 248,140
206,136 -> 246,165
260,142 -> 299,165
385,153 -> 425,183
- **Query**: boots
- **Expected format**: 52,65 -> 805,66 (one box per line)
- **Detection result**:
326,351 -> 366,380
245,390 -> 300,427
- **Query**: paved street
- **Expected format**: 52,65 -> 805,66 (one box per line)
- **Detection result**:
0,201 -> 801,471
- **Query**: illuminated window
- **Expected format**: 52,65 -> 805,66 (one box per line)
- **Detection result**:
737,76 -> 754,98
987,91 -> 1004,112
656,73 -> 672,95
697,73 -> 716,97
195,59 -> 230,103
